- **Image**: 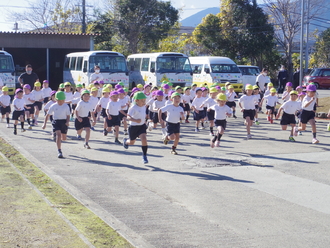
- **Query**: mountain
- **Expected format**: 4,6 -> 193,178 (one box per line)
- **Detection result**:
180,7 -> 220,27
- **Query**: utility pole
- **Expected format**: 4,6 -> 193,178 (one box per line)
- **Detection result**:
299,0 -> 305,86
304,0 -> 310,74
82,0 -> 86,33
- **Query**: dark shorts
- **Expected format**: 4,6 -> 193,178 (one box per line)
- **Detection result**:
44,97 -> 50,103
52,119 -> 68,134
12,110 -> 24,120
255,105 -> 259,110
72,104 -> 77,111
207,109 -> 215,121
128,124 -> 147,141
166,122 -> 180,135
34,101 -> 43,111
215,119 -> 227,129
226,101 -> 236,108
1,106 -> 11,115
101,108 -> 107,118
153,112 -> 166,124
119,110 -> 128,121
266,105 -> 275,113
24,104 -> 35,114
243,109 -> 255,120
280,112 -> 296,125
300,110 -> 315,124
149,111 -> 155,121
75,117 -> 91,130
183,103 -> 190,111
193,110 -> 205,121
106,115 -> 120,127
203,107 -> 207,117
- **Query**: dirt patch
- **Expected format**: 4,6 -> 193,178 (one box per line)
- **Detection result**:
317,97 -> 330,114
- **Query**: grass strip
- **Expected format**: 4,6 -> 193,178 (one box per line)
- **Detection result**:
0,137 -> 133,248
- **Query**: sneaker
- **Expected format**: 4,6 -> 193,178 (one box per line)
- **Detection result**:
233,115 -> 237,119
148,123 -> 153,131
142,155 -> 148,164
215,141 -> 220,147
298,131 -> 302,135
267,116 -> 271,121
28,125 -> 32,130
112,130 -> 116,136
209,132 -> 214,136
185,120 -> 190,123
90,126 -> 95,131
34,120 -> 38,126
255,121 -> 259,125
289,136 -> 295,142
270,119 -> 273,124
103,130 -> 108,136
58,152 -> 64,158
6,124 -> 10,128
84,143 -> 91,149
171,149 -> 178,155
70,116 -> 74,121
293,127 -> 298,136
52,133 -> 56,141
124,130 -> 128,135
77,135 -> 82,140
195,128 -> 200,132
247,134 -> 252,139
115,139 -> 122,145
122,138 -> 128,149
163,136 -> 169,145
312,138 -> 319,144
210,140 -> 215,148
21,128 -> 26,132
13,129 -> 17,135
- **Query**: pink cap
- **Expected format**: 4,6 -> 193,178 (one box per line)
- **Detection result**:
43,80 -> 49,84
117,88 -> 125,94
162,84 -> 170,89
286,82 -> 293,87
15,88 -> 23,94
115,84 -> 122,89
298,92 -> 306,96
99,80 -> 104,84
156,90 -> 164,96
110,91 -> 119,96
144,84 -> 151,89
50,90 -> 57,96
23,84 -> 31,89
306,84 -> 316,92
296,86 -> 303,90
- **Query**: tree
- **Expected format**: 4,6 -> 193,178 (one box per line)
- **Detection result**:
112,0 -> 179,54
310,28 -> 330,67
90,11 -> 114,50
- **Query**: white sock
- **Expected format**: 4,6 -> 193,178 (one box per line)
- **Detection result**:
35,115 -> 39,121
161,128 -> 166,136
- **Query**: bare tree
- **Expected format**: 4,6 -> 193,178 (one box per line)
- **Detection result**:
262,0 -> 325,79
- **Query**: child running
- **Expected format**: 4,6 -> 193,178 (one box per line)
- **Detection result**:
118,88 -> 130,135
122,92 -> 149,164
191,88 -> 205,132
23,84 -> 35,129
238,85 -> 258,139
44,90 -> 57,140
42,91 -> 71,158
294,84 -> 319,143
252,85 -> 261,125
41,80 -> 52,106
159,92 -> 185,155
75,90 -> 96,148
181,87 -> 191,123
152,90 -> 167,137
260,88 -> 280,123
275,90 -> 301,141
201,87 -> 218,136
225,85 -> 237,119
0,86 -> 11,127
96,87 -> 110,135
12,89 -> 26,134
281,82 -> 293,102
209,93 -> 232,147
32,81 -> 44,126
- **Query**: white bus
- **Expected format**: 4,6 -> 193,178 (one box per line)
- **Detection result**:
0,51 -> 16,95
127,52 -> 193,88
63,51 -> 129,88
189,56 -> 243,93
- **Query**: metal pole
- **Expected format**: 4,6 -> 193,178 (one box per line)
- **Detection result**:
82,0 -> 86,33
46,48 -> 49,81
305,0 -> 310,73
299,0 -> 305,86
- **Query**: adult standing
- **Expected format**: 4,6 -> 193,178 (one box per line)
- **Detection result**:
293,68 -> 300,88
18,64 -> 39,89
256,68 -> 270,113
277,65 -> 288,93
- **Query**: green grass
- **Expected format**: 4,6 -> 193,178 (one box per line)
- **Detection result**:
0,137 -> 133,248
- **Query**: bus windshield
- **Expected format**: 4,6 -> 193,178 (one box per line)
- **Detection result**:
89,55 -> 127,73
0,55 -> 14,72
211,64 -> 240,73
156,57 -> 192,73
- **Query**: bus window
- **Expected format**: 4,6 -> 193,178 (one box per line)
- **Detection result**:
76,57 -> 83,71
141,58 -> 150,71
70,57 -> 77,70
192,64 -> 203,74
157,57 -> 191,73
83,61 -> 87,72
150,61 -> 155,72
64,57 -> 70,71
134,58 -> 142,71
0,56 -> 14,72
89,55 -> 127,72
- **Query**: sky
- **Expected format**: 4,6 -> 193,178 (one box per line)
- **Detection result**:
0,0 -> 222,32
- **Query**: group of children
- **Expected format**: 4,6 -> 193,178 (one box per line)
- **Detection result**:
0,79 -> 323,163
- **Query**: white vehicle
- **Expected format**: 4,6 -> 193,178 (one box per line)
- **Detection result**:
0,51 -> 15,95
189,56 -> 243,93
127,52 -> 193,88
63,51 -> 129,87
238,65 -> 260,87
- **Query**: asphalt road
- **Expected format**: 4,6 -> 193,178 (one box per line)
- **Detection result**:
1,92 -> 330,247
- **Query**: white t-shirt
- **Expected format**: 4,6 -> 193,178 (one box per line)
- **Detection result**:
13,98 -> 25,110
41,87 -> 52,98
202,97 -> 217,108
165,99 -> 173,106
256,74 -> 270,91
89,96 -> 99,110
97,97 -> 109,109
128,104 -> 146,126
302,95 -> 316,111
32,90 -> 44,102
254,93 -> 261,104
23,93 -> 35,105
282,91 -> 290,102
264,88 -> 271,97
72,91 -> 81,105
181,94 -> 191,105
239,95 -> 258,110
0,94 -> 11,106
190,88 -> 196,100
226,91 -> 237,102
118,96 -> 130,111
48,103 -> 71,120
191,97 -> 205,111
264,95 -> 278,107
90,73 -> 104,83
64,92 -> 73,103
147,98 -> 156,112
281,100 -> 301,115
211,105 -> 232,120
153,99 -> 166,111
160,104 -> 184,123
106,101 -> 122,116
76,100 -> 94,117
44,100 -> 56,111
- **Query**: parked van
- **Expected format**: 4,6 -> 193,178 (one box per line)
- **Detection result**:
189,57 -> 243,93
63,51 -> 129,87
238,65 -> 260,87
0,51 -> 15,95
127,52 -> 193,88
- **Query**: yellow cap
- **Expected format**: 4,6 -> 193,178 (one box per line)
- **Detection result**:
91,87 -> 98,92
2,86 -> 8,92
137,84 -> 143,89
253,85 -> 259,90
106,84 -> 113,88
102,87 -> 110,93
210,87 -> 218,93
290,90 -> 298,95
64,82 -> 71,86
34,82 -> 41,87
270,88 -> 277,93
225,82 -> 231,86
217,93 -> 227,101
245,84 -> 253,90
268,82 -> 273,87
228,85 -> 234,89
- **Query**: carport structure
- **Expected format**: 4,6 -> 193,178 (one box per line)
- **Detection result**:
0,31 -> 96,88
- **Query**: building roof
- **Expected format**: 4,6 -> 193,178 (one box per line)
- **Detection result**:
0,31 -> 98,36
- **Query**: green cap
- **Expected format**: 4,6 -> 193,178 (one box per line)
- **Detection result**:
167,82 -> 173,86
133,92 -> 147,100
59,83 -> 65,88
55,91 -> 66,100
175,86 -> 182,90
221,87 -> 226,91
76,84 -> 83,88
183,87 -> 190,91
118,82 -> 124,86
123,88 -> 128,92
81,90 -> 90,95
171,92 -> 181,98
